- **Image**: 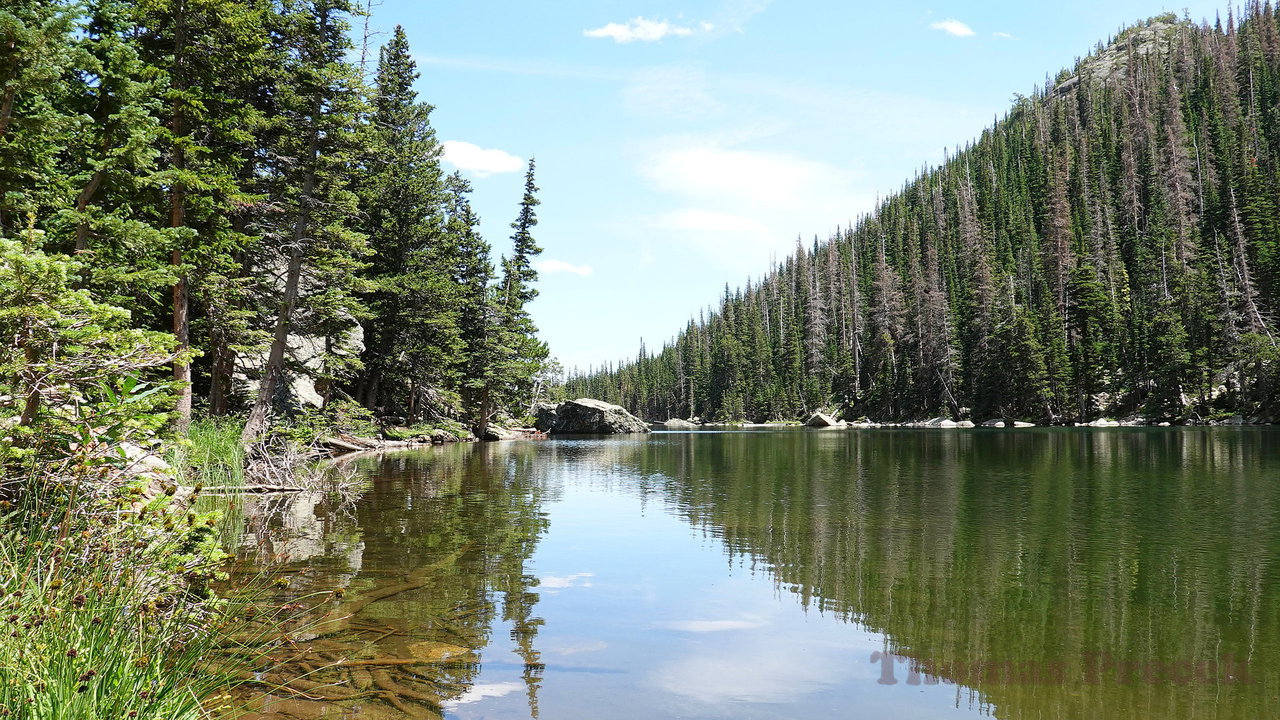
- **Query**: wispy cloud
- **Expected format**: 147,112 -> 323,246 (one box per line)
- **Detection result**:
535,260 -> 594,277
712,0 -> 773,35
657,209 -> 768,234
622,66 -> 724,121
584,17 -> 712,44
415,54 -> 623,80
441,141 -> 524,177
930,18 -> 976,37
993,31 -> 1014,39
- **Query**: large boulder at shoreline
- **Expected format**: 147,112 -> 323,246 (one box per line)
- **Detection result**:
532,402 -> 559,433
482,425 -> 518,441
659,418 -> 699,429
541,398 -> 650,434
804,411 -> 842,427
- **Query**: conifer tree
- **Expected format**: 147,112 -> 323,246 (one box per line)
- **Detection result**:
241,0 -> 367,443
353,25 -> 458,417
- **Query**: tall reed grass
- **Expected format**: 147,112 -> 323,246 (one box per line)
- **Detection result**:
0,483 -> 248,719
170,418 -> 246,489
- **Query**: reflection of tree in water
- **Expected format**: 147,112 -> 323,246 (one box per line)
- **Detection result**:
614,429 -> 1280,720
230,442 -> 550,720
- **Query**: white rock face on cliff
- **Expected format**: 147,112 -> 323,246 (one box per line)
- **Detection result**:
236,325 -> 365,409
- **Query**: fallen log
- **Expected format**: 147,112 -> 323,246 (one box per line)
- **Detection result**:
200,484 -> 304,494
321,437 -> 367,453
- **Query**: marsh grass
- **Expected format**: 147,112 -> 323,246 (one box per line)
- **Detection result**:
0,478 -> 283,720
171,418 -> 247,490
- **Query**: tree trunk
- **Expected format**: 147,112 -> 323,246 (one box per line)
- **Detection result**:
17,337 -> 40,428
171,2 -> 192,434
241,125 -> 320,444
0,87 -> 16,140
241,245 -> 305,444
74,171 -> 105,252
209,341 -> 232,416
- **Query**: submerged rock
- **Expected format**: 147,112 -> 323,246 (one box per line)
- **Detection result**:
542,398 -> 650,434
407,641 -> 474,663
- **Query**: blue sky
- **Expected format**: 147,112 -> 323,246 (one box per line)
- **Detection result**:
365,0 -> 1234,372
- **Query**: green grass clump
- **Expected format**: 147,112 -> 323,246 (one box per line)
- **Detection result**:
171,417 -> 246,489
0,494 -> 245,719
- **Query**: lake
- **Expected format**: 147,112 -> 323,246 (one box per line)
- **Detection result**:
230,427 -> 1280,720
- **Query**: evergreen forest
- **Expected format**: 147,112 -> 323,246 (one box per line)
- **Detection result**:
570,6 -> 1280,424
0,0 -> 550,448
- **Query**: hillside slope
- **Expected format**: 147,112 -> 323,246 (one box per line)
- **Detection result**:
571,5 -> 1280,424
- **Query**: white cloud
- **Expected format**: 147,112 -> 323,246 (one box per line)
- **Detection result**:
441,141 -> 523,177
652,635 -> 853,704
644,144 -> 857,211
535,260 -> 594,277
930,18 -> 976,37
635,138 -> 871,270
993,31 -> 1014,39
584,17 -> 706,43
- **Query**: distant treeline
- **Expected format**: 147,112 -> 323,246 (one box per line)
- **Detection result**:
1,0 -> 547,440
570,5 -> 1280,423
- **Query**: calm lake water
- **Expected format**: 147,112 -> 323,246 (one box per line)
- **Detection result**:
232,428 -> 1280,720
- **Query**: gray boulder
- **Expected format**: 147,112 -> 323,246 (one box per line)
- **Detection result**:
543,399 -> 650,434
659,418 -> 699,429
482,425 -> 518,441
532,402 -> 560,433
804,411 -> 841,427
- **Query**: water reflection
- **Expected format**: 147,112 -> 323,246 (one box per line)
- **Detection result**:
230,442 -> 551,719
232,429 -> 1280,720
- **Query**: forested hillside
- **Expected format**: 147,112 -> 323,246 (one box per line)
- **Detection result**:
0,0 -> 549,441
571,5 -> 1280,424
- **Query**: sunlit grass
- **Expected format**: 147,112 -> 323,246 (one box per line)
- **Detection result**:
171,417 -> 246,489
0,497 -> 246,719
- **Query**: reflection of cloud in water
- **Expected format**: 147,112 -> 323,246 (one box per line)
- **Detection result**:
544,639 -> 608,656
539,572 -> 594,590
659,616 -> 767,632
653,635 -> 851,705
441,681 -> 524,707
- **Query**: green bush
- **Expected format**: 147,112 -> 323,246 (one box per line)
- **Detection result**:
269,399 -> 378,446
